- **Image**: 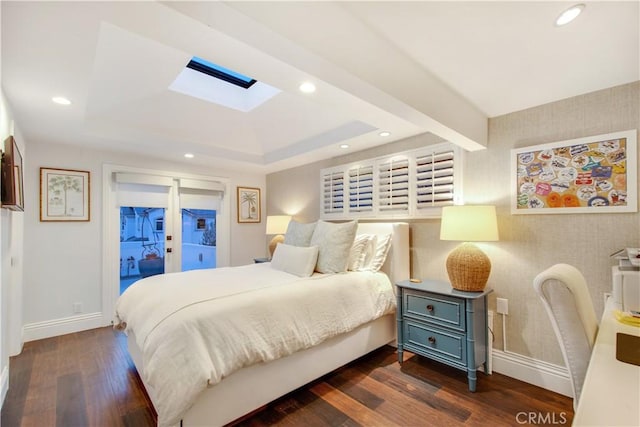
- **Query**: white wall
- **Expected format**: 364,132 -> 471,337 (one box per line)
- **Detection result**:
0,89 -> 25,406
22,141 -> 266,337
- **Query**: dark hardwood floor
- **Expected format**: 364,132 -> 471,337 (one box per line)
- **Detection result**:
1,327 -> 573,426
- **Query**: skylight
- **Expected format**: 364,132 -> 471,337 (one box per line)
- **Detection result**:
187,57 -> 257,89
169,56 -> 280,112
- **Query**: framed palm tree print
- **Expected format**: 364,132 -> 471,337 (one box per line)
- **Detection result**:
237,186 -> 261,223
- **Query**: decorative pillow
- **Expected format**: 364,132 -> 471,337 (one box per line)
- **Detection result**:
347,235 -> 369,271
348,234 -> 377,271
357,234 -> 378,270
310,220 -> 358,273
360,234 -> 392,272
283,220 -> 317,247
270,243 -> 319,277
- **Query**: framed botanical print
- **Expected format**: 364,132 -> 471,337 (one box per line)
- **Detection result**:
40,167 -> 90,221
237,186 -> 261,223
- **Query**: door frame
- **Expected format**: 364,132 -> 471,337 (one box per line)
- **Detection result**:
102,164 -> 230,324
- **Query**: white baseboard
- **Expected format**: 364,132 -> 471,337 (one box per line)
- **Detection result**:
492,349 -> 572,397
23,312 -> 107,342
9,329 -> 24,357
1,364 -> 8,408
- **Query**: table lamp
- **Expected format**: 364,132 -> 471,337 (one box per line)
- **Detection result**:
266,215 -> 292,258
439,205 -> 499,292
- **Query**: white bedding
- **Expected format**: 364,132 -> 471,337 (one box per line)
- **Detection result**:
114,263 -> 396,426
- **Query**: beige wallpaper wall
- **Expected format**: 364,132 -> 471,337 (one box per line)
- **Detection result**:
267,81 -> 639,365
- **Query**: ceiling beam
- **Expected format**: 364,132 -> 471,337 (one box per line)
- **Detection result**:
165,1 -> 488,151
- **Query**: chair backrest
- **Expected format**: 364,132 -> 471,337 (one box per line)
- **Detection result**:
533,263 -> 598,410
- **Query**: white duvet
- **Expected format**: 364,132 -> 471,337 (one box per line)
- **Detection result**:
114,263 -> 396,426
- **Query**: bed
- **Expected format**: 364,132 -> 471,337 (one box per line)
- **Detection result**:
115,222 -> 409,427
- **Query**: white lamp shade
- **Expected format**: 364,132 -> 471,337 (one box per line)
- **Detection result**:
266,215 -> 291,235
440,205 -> 499,242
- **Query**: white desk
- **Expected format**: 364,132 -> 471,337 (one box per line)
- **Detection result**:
573,298 -> 640,426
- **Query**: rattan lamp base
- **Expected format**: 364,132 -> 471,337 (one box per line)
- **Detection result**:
446,242 -> 491,292
268,234 -> 285,258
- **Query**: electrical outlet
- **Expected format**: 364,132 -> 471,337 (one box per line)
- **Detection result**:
73,302 -> 82,314
497,298 -> 509,315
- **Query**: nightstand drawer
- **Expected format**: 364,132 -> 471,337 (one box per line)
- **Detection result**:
403,290 -> 465,331
404,321 -> 466,367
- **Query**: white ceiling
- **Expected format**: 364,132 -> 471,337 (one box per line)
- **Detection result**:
1,1 -> 638,173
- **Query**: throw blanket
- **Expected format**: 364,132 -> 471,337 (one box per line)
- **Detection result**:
114,263 -> 396,426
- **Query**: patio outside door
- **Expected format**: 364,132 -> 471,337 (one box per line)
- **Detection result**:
114,172 -> 224,295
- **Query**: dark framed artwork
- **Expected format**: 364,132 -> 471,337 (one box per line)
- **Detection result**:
1,135 -> 25,211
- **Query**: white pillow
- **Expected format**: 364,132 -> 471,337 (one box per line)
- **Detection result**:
270,243 -> 319,277
347,235 -> 369,271
283,220 -> 317,247
358,234 -> 378,269
360,234 -> 391,272
348,234 -> 377,271
310,220 -> 358,273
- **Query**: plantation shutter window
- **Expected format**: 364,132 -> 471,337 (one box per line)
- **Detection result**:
348,165 -> 374,213
319,143 -> 461,219
416,150 -> 456,209
322,171 -> 344,215
378,158 -> 410,213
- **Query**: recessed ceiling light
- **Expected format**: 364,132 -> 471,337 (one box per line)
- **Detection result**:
299,82 -> 316,94
555,4 -> 585,26
379,131 -> 391,137
52,96 -> 71,105
339,144 -> 350,149
184,153 -> 194,159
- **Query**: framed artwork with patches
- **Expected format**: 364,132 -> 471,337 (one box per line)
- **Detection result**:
511,129 -> 637,214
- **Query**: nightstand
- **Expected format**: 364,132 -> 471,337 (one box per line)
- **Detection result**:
253,257 -> 270,263
396,279 -> 493,392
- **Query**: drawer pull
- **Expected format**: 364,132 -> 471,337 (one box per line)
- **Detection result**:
426,304 -> 434,312
428,336 -> 436,344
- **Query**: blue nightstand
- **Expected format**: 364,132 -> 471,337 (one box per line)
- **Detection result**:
396,279 -> 493,392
